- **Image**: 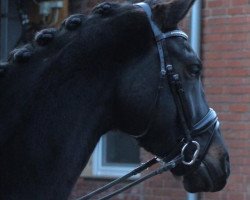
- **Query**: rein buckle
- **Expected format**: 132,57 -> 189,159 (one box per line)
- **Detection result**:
181,140 -> 200,166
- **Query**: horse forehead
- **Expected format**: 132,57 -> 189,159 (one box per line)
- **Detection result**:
167,38 -> 200,64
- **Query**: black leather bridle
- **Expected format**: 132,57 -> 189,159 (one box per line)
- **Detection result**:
77,2 -> 219,200
133,2 -> 219,167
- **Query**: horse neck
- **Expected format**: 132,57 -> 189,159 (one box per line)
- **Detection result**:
0,60 -> 115,200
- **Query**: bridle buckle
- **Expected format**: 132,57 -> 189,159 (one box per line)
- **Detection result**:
181,140 -> 200,166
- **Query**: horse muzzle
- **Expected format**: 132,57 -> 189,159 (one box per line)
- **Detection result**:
183,153 -> 230,193
171,108 -> 230,193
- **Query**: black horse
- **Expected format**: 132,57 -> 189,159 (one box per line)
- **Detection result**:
0,0 -> 230,199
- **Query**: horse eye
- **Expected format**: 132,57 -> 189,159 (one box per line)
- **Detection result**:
187,65 -> 201,77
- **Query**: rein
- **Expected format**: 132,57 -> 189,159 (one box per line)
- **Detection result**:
76,2 -> 219,199
77,156 -> 183,200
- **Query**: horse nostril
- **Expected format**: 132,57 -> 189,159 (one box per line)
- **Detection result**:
224,155 -> 230,178
225,153 -> 230,162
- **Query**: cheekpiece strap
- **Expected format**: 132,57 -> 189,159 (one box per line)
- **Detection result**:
135,2 -> 162,39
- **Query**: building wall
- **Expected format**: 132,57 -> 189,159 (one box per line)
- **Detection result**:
69,0 -> 250,200
202,0 -> 250,200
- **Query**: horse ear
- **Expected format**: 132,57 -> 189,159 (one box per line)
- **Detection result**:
149,0 -> 196,30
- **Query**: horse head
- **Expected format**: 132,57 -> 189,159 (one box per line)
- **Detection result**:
91,0 -> 229,193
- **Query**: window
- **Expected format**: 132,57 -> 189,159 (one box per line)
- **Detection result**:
82,131 -> 140,178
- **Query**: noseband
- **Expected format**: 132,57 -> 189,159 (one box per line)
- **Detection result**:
78,3 -> 219,199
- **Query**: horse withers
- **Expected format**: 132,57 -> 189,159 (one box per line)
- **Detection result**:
0,0 -> 230,199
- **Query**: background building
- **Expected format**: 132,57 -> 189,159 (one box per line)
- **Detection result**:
1,0 -> 250,199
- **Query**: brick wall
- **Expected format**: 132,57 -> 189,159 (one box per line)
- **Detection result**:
68,0 -> 250,199
202,0 -> 250,200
